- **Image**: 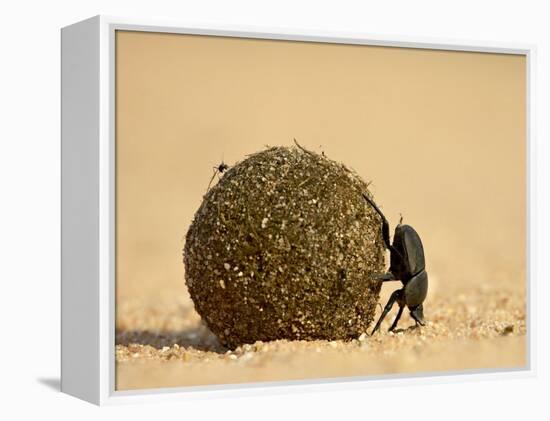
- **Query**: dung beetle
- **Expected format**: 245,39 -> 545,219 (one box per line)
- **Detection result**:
362,194 -> 428,334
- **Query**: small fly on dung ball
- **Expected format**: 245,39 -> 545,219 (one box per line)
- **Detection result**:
206,160 -> 229,192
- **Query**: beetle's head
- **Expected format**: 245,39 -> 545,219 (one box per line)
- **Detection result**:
409,304 -> 425,326
403,270 -> 428,325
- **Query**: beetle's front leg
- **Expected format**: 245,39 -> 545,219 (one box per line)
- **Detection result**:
388,304 -> 405,332
371,289 -> 403,334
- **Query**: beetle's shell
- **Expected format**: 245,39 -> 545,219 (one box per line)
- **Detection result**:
390,224 -> 425,278
184,146 -> 385,348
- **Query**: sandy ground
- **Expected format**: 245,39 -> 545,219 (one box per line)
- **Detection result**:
116,281 -> 526,390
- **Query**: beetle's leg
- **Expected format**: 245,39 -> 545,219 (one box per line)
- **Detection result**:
388,304 -> 405,332
372,272 -> 399,282
362,194 -> 392,249
371,289 -> 402,334
362,194 -> 406,263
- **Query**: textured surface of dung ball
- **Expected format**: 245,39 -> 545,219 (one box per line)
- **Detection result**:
184,145 -> 385,348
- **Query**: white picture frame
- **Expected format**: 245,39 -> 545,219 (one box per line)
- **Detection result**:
61,15 -> 536,406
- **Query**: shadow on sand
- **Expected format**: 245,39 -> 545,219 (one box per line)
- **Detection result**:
116,324 -> 226,353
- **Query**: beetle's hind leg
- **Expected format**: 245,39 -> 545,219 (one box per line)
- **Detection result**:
362,194 -> 392,250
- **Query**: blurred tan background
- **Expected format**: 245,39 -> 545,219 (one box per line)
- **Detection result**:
115,30 -> 526,390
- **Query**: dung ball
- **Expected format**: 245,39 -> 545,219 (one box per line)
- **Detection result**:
184,144 -> 385,348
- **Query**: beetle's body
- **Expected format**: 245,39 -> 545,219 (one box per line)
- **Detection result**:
363,194 -> 428,334
390,225 -> 425,280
